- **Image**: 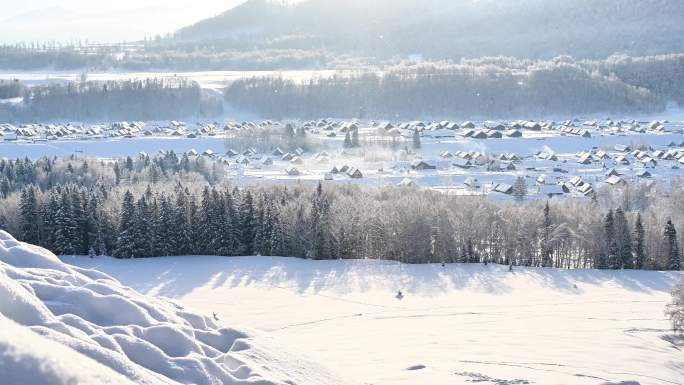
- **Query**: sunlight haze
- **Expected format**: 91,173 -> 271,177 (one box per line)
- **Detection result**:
0,0 -> 249,42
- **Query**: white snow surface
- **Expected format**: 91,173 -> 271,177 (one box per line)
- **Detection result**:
66,254 -> 684,385
0,230 -> 344,385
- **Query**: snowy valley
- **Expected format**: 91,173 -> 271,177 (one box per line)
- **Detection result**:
2,0 -> 684,384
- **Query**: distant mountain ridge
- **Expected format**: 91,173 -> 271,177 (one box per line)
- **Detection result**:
176,0 -> 684,59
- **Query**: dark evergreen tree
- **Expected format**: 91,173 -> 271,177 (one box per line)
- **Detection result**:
171,191 -> 191,255
114,190 -> 136,258
125,156 -> 134,171
603,209 -> 617,269
71,190 -> 88,255
131,196 -> 152,257
634,212 -> 646,269
199,186 -> 214,255
614,207 -> 633,269
19,186 -> 41,245
187,193 -> 200,253
512,176 -> 527,202
156,195 -> 174,256
239,191 -> 256,255
222,189 -> 238,255
40,190 -> 60,250
53,190 -> 76,255
664,219 -> 681,271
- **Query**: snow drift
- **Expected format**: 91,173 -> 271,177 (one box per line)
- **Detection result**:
0,230 -> 343,385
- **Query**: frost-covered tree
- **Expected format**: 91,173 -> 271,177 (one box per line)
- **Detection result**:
540,201 -> 553,267
412,129 -> 421,149
310,182 -> 332,260
343,131 -> 353,148
666,277 -> 684,334
351,129 -> 360,148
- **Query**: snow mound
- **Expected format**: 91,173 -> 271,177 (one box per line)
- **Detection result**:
0,231 -> 343,385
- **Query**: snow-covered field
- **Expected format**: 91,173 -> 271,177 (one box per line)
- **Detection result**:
66,254 -> 684,385
0,231 -> 344,385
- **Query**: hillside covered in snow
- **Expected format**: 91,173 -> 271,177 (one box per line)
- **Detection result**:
0,230 -> 344,385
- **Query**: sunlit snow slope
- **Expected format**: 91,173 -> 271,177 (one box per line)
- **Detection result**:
0,231 -> 343,385
69,255 -> 684,385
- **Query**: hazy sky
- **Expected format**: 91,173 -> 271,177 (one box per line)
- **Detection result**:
0,0 -> 249,43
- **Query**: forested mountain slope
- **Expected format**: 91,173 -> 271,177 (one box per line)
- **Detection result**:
177,0 -> 684,59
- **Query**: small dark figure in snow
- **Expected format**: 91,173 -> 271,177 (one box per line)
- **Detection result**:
396,291 -> 404,300
441,262 -> 445,267
213,312 -> 219,321
509,264 -> 513,272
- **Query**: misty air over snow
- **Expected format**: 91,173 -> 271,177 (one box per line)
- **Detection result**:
0,1 -> 684,384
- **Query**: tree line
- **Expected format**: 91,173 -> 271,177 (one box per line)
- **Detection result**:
224,55 -> 684,120
0,78 -> 223,123
0,79 -> 25,99
0,43 -> 332,72
0,155 -> 681,270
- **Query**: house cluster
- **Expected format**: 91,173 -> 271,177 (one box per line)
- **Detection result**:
440,150 -> 519,171
0,123 -> 105,140
1,117 -> 681,143
182,144 -> 368,180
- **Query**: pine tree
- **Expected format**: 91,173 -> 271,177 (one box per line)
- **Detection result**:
310,182 -> 332,260
284,123 -> 295,139
351,128 -> 360,148
239,191 -> 256,255
19,186 -> 41,245
412,128 -> 421,149
634,212 -> 646,269
41,190 -> 60,250
54,190 -> 76,255
147,196 -> 160,256
113,162 -> 121,186
114,190 -> 136,258
156,195 -> 174,256
222,189 -> 238,255
125,156 -> 134,171
85,193 -> 100,255
199,186 -> 214,254
664,219 -> 680,271
131,196 -> 152,257
602,209 -> 617,269
253,195 -> 267,255
210,188 -> 228,255
614,207 -> 633,269
187,194 -> 200,254
71,189 -> 87,255
343,131 -> 353,148
512,176 -> 527,202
